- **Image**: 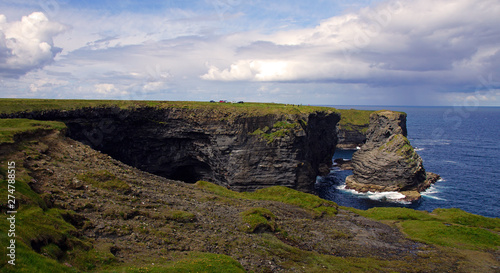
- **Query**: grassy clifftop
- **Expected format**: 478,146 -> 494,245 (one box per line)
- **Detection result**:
0,119 -> 66,144
0,99 -> 337,117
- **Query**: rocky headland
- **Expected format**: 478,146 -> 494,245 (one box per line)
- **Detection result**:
0,102 -> 339,193
345,110 -> 439,201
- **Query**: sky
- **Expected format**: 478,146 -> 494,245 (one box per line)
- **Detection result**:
0,0 -> 499,106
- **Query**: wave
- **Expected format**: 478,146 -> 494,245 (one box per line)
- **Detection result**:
420,184 -> 447,201
414,147 -> 425,151
336,185 -> 411,204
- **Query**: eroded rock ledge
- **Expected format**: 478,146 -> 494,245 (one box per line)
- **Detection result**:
346,110 -> 439,201
2,106 -> 340,192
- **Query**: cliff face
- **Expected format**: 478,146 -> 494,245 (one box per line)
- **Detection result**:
333,109 -> 373,149
346,111 -> 431,197
336,124 -> 367,149
3,107 -> 339,192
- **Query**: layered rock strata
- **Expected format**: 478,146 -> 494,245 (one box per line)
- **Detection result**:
3,107 -> 339,192
336,124 -> 368,149
346,110 -> 438,200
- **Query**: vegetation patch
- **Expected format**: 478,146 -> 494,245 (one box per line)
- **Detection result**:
346,207 -> 500,250
0,119 -> 66,144
336,109 -> 372,134
402,220 -> 500,250
76,170 -> 130,192
196,181 -> 338,217
255,233 -> 444,273
0,98 -> 338,117
251,120 -> 301,144
240,207 -> 277,233
101,252 -> 246,273
165,210 -> 196,223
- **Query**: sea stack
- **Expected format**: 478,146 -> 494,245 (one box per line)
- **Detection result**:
345,110 -> 438,201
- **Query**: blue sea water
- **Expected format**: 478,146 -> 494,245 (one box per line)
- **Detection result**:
316,106 -> 500,218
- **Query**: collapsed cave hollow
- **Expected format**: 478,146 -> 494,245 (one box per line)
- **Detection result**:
170,161 -> 213,184
2,106 -> 340,192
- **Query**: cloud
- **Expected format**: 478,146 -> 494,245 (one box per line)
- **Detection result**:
1,0 -> 499,106
0,12 -> 67,78
29,77 -> 68,93
201,0 -> 500,92
94,83 -> 128,96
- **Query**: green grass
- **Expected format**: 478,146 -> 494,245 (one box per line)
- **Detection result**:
345,207 -> 500,250
101,252 -> 246,273
240,207 -> 277,233
0,119 -> 67,144
76,170 -> 130,192
0,98 -> 337,117
251,120 -> 302,143
336,109 -> 372,128
255,233 -> 437,273
0,241 -> 78,273
195,181 -> 338,217
165,210 -> 196,223
402,220 -> 500,250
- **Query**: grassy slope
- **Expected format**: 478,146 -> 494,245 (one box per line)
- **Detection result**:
345,207 -> 500,251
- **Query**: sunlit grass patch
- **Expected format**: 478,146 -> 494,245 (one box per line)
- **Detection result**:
345,207 -> 500,250
0,118 -> 66,144
402,220 -> 500,250
76,170 -> 130,192
100,252 -> 246,273
0,98 -> 337,117
165,210 -> 196,223
240,207 -> 277,233
195,181 -> 338,217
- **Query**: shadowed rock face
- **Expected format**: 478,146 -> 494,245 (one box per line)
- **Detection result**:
346,111 -> 427,193
336,125 -> 367,149
3,107 -> 340,192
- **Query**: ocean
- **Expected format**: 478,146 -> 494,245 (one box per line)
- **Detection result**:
316,106 -> 500,218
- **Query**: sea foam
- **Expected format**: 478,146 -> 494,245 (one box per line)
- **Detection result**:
336,184 -> 411,204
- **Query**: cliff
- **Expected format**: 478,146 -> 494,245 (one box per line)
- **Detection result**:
1,103 -> 339,192
335,109 -> 372,149
346,111 -> 438,200
1,118 -> 498,272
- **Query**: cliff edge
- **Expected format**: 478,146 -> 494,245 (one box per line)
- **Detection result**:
346,110 -> 438,200
0,101 -> 340,193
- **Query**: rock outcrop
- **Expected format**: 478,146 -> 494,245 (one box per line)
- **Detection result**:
346,110 -> 437,200
2,106 -> 339,192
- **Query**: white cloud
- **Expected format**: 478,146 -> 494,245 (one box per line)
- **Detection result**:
201,0 -> 500,91
0,12 -> 67,77
94,83 -> 128,96
143,81 -> 167,91
29,77 -> 68,92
